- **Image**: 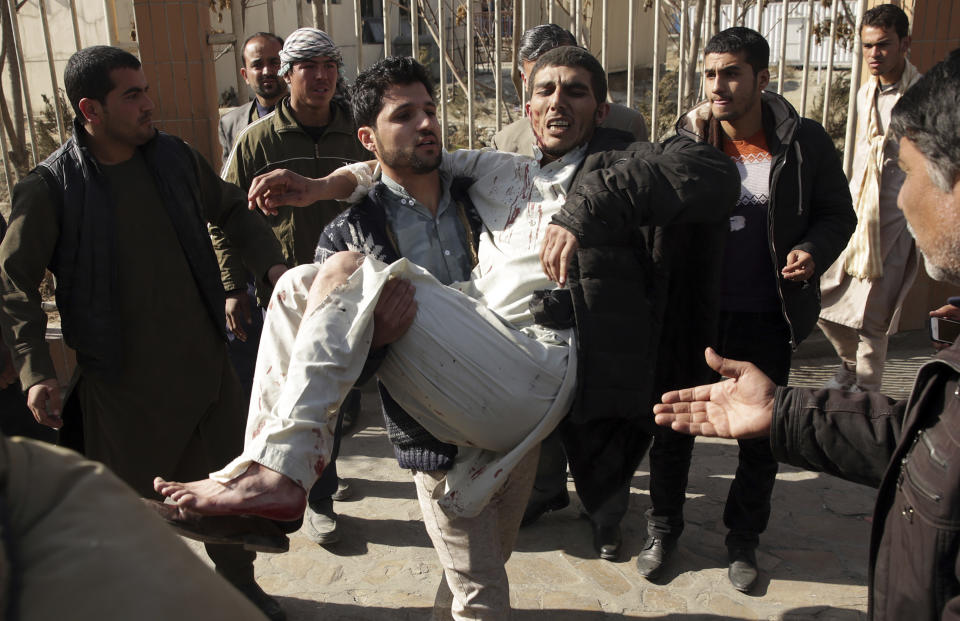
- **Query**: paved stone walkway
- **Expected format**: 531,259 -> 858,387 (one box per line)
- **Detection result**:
187,329 -> 937,619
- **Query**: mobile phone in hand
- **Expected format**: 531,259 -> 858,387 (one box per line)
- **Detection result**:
930,316 -> 960,344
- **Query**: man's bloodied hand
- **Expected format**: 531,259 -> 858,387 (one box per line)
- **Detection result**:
372,278 -> 417,349
540,224 -> 579,287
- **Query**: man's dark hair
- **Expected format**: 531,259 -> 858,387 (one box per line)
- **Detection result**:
351,56 -> 435,128
242,32 -> 284,66
862,4 -> 909,40
518,24 -> 578,64
64,45 -> 141,118
527,46 -> 607,105
704,27 -> 769,75
890,48 -> 960,192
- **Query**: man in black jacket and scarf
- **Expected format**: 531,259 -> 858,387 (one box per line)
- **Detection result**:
654,49 -> 960,620
636,28 -> 856,592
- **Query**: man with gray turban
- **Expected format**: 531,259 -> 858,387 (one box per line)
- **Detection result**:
214,28 -> 368,547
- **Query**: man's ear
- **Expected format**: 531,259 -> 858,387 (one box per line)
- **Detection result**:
757,68 -> 770,92
77,98 -> 101,125
357,126 -> 378,155
595,101 -> 610,125
524,100 -> 531,118
240,66 -> 249,82
900,34 -> 912,56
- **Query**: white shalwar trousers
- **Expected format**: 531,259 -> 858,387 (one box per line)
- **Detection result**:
211,258 -> 577,517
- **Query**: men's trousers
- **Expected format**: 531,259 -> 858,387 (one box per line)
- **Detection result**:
214,258 -> 576,518
646,310 -> 791,548
417,445 -> 539,620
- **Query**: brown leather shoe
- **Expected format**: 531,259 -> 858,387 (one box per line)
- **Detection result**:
143,499 -> 292,553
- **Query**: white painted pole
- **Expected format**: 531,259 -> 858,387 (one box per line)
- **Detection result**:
575,0 -> 583,44
651,0 -> 662,140
843,0 -> 868,177
678,0 -> 687,118
439,0 -> 448,148
777,0 -> 788,94
355,0 -> 364,76
383,0 -> 392,56
495,0 -> 502,131
467,0 -> 474,148
627,0 -> 635,108
601,0 -> 608,79
799,0 -> 814,116
822,0 -> 838,127
411,0 -> 420,60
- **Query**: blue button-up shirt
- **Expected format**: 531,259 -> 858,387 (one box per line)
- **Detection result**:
380,170 -> 473,285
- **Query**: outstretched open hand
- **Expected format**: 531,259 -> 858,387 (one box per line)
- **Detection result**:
653,347 -> 776,439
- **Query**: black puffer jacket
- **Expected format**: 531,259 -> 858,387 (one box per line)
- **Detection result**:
551,130 -> 740,514
554,130 -> 741,425
676,92 -> 856,347
773,343 -> 960,620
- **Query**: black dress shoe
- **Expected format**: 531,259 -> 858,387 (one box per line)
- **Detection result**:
520,488 -> 569,527
635,535 -> 677,579
230,579 -> 287,621
592,523 -> 621,561
727,546 -> 759,592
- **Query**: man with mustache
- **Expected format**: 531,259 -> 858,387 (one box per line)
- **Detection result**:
0,45 -> 289,620
215,28 -> 369,547
156,48 -> 738,619
492,24 -> 649,563
218,31 -> 287,164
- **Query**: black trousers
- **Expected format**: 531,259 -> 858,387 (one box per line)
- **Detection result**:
646,310 -> 792,549
529,418 -> 652,529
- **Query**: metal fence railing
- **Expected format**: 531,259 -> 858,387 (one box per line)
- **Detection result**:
1,0 -> 871,201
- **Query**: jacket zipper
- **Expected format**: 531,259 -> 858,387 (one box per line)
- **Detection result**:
767,151 -> 796,348
896,432 -> 943,502
919,429 -> 948,469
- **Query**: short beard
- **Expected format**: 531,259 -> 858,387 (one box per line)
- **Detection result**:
254,81 -> 283,99
908,220 -> 960,285
923,255 -> 960,286
378,143 -> 441,174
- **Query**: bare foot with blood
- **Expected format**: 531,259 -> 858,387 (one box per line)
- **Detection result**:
154,462 -> 307,521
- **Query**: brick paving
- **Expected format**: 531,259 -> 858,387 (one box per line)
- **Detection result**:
187,329 -> 938,619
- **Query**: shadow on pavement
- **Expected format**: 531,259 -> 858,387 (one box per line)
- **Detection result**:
515,439 -> 872,589
277,595 -> 864,620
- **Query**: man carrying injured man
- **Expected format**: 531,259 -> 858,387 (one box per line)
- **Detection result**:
156,49 -> 739,615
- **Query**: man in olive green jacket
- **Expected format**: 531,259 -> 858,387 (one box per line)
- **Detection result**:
214,28 -> 368,547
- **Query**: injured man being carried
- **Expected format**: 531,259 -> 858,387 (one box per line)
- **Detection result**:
153,135 -> 737,523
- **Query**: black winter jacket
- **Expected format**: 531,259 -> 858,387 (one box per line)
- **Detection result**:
551,129 -> 740,515
30,120 -> 255,376
773,343 -> 960,620
315,179 -> 482,471
676,93 -> 856,347
554,130 -> 741,424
